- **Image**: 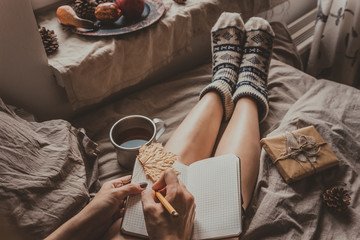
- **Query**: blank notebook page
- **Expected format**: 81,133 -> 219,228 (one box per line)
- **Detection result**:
186,155 -> 242,239
121,159 -> 151,237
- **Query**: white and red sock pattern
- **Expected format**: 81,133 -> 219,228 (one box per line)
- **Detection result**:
233,17 -> 275,122
200,12 -> 245,121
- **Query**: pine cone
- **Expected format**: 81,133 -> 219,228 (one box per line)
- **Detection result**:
74,0 -> 97,20
39,27 -> 59,56
322,186 -> 351,212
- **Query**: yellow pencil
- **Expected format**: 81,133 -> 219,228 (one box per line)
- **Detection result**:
155,191 -> 179,217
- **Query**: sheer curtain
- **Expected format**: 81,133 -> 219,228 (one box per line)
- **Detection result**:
307,0 -> 360,88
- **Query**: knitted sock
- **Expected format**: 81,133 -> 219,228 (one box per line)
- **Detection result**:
232,17 -> 275,122
200,12 -> 245,121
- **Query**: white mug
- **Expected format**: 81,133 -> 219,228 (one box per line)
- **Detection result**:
109,115 -> 165,170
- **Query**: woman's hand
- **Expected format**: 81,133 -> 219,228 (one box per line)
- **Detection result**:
141,169 -> 195,240
46,175 -> 147,240
80,176 -> 147,233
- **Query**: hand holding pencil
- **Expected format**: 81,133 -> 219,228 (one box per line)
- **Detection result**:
141,169 -> 196,240
155,191 -> 179,217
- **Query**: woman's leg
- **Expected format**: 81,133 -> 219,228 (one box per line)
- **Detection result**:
215,17 -> 275,209
164,92 -> 223,165
214,97 -> 260,209
165,12 -> 245,165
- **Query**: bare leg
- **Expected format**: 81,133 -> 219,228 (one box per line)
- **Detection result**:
164,92 -> 223,165
165,13 -> 246,165
216,17 -> 275,209
215,97 -> 260,209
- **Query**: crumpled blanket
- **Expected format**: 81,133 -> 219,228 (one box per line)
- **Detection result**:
242,66 -> 360,239
0,99 -> 100,239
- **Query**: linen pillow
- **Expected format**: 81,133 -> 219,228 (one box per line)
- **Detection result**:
0,98 -> 100,239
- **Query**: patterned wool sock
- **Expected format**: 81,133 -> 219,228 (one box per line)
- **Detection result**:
200,12 -> 245,121
232,17 -> 275,122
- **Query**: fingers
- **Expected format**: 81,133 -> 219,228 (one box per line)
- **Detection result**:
141,188 -> 155,206
109,175 -> 132,188
152,169 -> 194,208
119,208 -> 125,218
152,169 -> 180,203
112,208 -> 122,222
112,203 -> 126,222
187,203 -> 196,236
141,189 -> 163,216
152,168 -> 179,191
112,182 -> 147,199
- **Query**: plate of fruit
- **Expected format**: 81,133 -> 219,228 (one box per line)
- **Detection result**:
56,0 -> 165,36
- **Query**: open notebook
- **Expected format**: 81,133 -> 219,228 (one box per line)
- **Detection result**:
121,154 -> 242,239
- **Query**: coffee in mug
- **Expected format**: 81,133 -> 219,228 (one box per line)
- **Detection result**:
110,115 -> 165,169
115,127 -> 154,148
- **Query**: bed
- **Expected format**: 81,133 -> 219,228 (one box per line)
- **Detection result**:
1,21 -> 359,239
72,22 -> 360,239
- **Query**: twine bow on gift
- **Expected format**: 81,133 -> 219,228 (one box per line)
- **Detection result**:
274,132 -> 326,172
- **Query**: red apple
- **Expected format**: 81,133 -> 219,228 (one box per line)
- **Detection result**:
116,0 -> 145,20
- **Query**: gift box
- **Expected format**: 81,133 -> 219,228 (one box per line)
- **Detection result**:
260,126 -> 339,183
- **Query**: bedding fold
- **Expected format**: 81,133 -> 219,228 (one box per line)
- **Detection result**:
0,99 -> 100,239
243,78 -> 360,239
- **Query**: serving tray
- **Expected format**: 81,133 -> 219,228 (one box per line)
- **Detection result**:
72,0 -> 165,36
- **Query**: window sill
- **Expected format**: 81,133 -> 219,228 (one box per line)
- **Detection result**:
36,0 -> 287,110
32,0 -> 71,12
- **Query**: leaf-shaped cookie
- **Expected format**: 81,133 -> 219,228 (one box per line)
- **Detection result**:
137,143 -> 178,183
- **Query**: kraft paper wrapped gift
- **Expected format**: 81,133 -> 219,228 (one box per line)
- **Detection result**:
260,126 -> 339,183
